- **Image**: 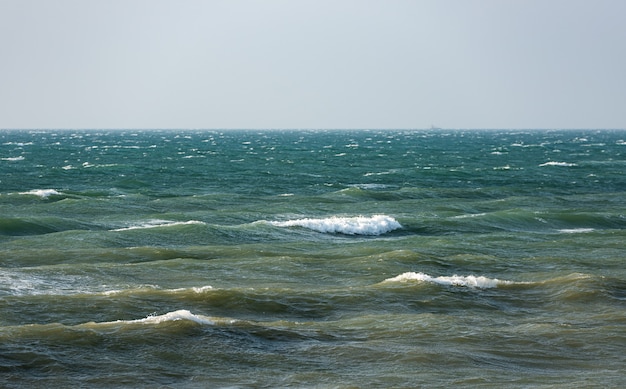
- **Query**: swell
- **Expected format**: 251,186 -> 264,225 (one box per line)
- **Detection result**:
402,208 -> 626,236
0,216 -> 98,236
2,272 -> 620,327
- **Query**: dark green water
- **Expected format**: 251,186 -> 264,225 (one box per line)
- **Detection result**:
1,129 -> 625,387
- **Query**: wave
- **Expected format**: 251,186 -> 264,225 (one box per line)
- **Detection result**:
382,272 -> 514,288
111,220 -> 206,232
0,216 -> 94,236
1,310 -> 218,336
0,217 -> 57,236
442,208 -> 624,234
381,272 -> 615,298
269,215 -> 402,235
0,269 -> 215,296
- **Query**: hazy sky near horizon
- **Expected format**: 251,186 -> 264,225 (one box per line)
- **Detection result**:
1,0 -> 625,129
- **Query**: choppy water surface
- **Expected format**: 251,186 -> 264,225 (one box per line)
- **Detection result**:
1,129 -> 625,388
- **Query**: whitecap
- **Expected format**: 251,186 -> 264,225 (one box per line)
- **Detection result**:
364,171 -> 394,176
383,272 -> 511,288
1,156 -> 25,161
349,183 -> 391,190
2,141 -> 33,146
539,161 -> 577,167
98,310 -> 215,326
18,189 -> 62,198
112,220 -> 205,232
133,310 -> 214,325
452,212 -> 487,219
558,228 -> 595,234
167,286 -> 214,294
270,215 -> 401,235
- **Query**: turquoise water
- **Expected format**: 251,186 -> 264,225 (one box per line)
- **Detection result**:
1,129 -> 625,388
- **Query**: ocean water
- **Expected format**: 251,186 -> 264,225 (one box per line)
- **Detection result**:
1,129 -> 625,388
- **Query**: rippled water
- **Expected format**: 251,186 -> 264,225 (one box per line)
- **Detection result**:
1,129 -> 625,387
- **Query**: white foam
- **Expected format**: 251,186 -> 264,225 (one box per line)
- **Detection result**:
270,215 -> 402,235
18,189 -> 62,198
112,220 -> 205,231
1,156 -> 25,161
539,161 -> 577,167
383,272 -> 511,288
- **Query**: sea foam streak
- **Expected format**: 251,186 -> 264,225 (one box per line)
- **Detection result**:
112,220 -> 205,231
270,215 -> 401,235
383,272 -> 512,288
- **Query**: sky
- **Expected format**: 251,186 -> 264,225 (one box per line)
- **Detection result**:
1,0 -> 625,130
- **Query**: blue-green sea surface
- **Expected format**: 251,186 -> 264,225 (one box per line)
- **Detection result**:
1,129 -> 625,388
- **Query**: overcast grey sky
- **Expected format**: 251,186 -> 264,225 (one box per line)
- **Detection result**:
1,0 -> 624,129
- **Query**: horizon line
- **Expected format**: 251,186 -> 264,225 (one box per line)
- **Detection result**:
2,127 -> 625,131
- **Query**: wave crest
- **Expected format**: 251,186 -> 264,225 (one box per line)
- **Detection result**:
18,189 -> 63,198
127,310 -> 215,325
270,215 -> 401,235
383,272 -> 512,288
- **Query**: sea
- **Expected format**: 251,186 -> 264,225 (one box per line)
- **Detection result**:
0,129 -> 625,388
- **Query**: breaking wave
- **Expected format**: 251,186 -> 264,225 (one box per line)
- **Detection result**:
115,310 -> 215,325
18,189 -> 63,198
270,215 -> 402,235
383,272 -> 513,288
